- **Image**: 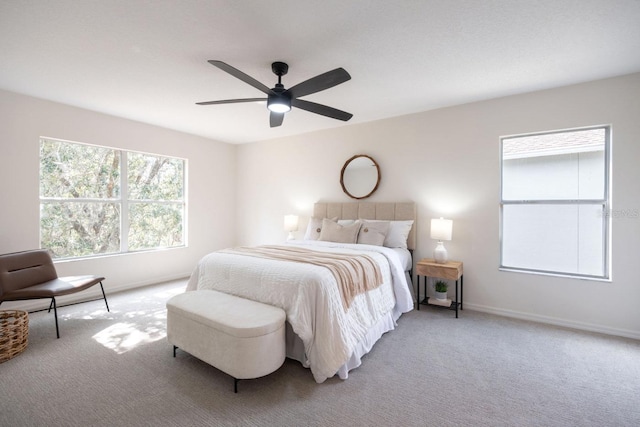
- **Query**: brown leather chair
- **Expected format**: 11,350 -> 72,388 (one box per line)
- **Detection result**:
0,249 -> 109,338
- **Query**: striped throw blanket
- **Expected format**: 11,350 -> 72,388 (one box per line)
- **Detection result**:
221,245 -> 383,310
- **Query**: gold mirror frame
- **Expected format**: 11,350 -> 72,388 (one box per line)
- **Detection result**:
340,154 -> 381,200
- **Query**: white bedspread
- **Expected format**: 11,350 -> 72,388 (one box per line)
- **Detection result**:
186,240 -> 413,383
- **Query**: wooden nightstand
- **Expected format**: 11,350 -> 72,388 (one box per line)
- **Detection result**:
415,258 -> 463,318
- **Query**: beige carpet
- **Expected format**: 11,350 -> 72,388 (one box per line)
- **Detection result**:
1,280 -> 639,427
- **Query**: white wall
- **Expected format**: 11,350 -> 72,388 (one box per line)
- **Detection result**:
236,73 -> 640,339
0,89 -> 237,310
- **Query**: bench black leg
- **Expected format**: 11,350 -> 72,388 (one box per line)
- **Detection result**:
172,346 -> 239,393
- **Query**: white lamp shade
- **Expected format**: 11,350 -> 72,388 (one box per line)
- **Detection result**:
284,215 -> 299,232
430,218 -> 453,241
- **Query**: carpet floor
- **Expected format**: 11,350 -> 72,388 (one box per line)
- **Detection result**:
1,280 -> 639,427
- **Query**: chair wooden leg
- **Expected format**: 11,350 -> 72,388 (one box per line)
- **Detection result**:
52,297 -> 60,339
99,282 -> 110,312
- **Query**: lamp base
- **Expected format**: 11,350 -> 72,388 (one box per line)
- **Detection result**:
287,232 -> 295,241
434,241 -> 448,264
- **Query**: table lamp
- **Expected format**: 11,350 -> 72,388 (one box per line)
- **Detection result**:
430,217 -> 453,264
284,215 -> 299,240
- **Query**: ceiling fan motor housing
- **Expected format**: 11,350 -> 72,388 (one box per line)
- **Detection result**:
267,84 -> 291,113
267,62 -> 291,112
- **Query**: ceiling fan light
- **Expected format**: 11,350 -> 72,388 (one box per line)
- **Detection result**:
267,95 -> 291,113
268,103 -> 291,113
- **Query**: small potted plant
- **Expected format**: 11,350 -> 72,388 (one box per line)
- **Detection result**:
434,280 -> 448,301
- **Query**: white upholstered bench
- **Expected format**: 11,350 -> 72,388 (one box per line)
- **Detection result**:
166,289 -> 286,393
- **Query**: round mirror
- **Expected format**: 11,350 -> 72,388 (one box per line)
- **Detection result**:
340,154 -> 380,199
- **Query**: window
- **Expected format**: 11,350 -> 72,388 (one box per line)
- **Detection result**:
40,138 -> 186,259
500,126 -> 610,279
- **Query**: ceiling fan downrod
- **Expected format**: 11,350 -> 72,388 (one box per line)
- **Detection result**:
271,61 -> 289,84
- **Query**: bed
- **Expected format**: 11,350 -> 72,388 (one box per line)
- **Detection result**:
186,202 -> 416,383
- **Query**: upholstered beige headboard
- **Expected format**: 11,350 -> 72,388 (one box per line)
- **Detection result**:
313,202 -> 416,250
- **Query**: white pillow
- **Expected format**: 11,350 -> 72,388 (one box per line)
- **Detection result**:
357,220 -> 390,246
367,219 -> 414,249
304,217 -> 337,240
386,220 -> 414,248
318,219 -> 362,244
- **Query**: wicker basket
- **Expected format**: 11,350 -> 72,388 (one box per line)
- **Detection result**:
0,310 -> 29,363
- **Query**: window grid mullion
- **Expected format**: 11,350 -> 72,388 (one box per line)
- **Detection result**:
501,199 -> 606,205
120,151 -> 129,253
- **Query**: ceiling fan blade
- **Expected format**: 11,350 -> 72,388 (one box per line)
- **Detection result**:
270,111 -> 285,128
286,68 -> 351,99
292,99 -> 353,121
208,60 -> 272,95
196,98 -> 266,105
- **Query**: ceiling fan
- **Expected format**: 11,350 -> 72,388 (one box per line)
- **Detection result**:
197,60 -> 353,128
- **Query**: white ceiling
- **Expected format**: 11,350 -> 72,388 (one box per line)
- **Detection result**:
2,1 -> 640,145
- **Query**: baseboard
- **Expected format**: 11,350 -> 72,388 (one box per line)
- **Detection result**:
464,303 -> 640,341
1,272 -> 191,312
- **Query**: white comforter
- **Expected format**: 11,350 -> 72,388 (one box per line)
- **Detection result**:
186,240 -> 413,383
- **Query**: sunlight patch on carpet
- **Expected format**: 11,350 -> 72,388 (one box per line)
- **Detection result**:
92,308 -> 167,354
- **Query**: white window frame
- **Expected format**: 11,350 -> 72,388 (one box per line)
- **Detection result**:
499,125 -> 611,280
39,137 -> 187,259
